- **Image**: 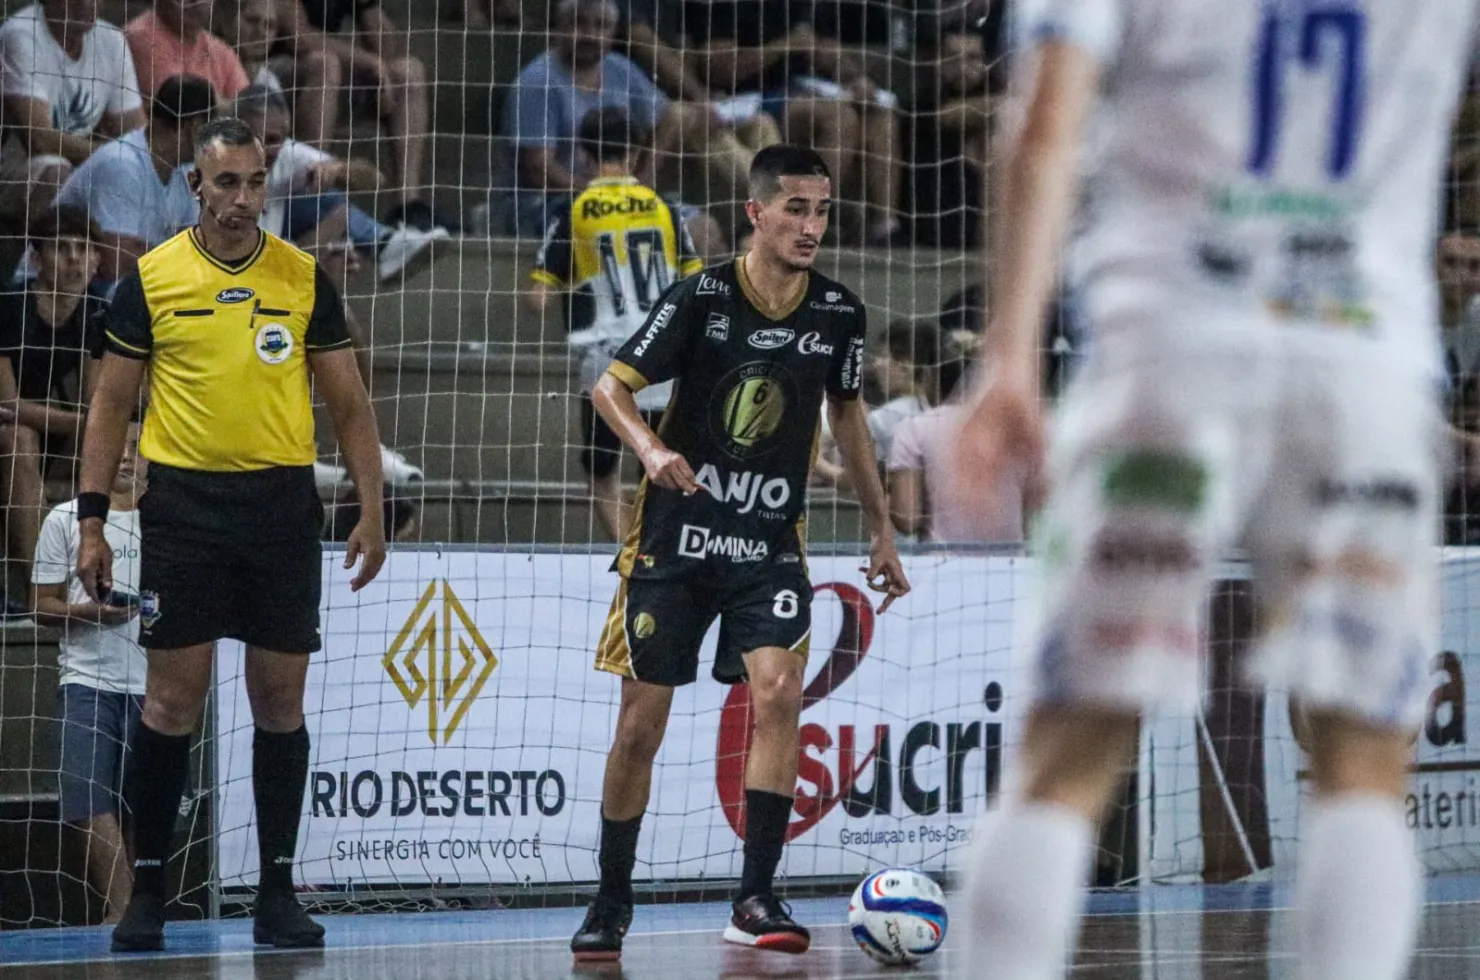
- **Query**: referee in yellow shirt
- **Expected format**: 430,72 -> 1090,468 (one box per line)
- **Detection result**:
76,117 -> 386,952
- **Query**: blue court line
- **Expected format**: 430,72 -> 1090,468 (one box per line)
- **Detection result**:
9,876 -> 1480,968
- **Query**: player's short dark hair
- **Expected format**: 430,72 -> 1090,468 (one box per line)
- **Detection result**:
195,116 -> 262,158
578,107 -> 648,163
28,204 -> 99,249
748,144 -> 832,201
152,75 -> 217,125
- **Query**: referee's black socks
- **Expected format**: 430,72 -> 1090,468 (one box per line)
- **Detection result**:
124,722 -> 192,899
597,812 -> 642,906
739,789 -> 792,899
254,725 -> 310,898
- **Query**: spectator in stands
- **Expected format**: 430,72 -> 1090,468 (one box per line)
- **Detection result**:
231,85 -> 446,283
0,0 -> 144,224
502,0 -> 747,245
867,320 -> 937,465
224,0 -> 338,147
53,75 -> 210,281
273,0 -> 433,229
888,340 -> 1032,543
1441,229 -> 1480,391
125,0 -> 249,104
0,205 -> 105,590
458,0 -> 522,29
297,206 -> 426,489
613,0 -> 783,167
525,107 -> 711,540
0,205 -> 106,477
682,0 -> 903,244
32,420 -> 146,924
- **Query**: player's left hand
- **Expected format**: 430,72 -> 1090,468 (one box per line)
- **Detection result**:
344,519 -> 387,592
862,531 -> 910,614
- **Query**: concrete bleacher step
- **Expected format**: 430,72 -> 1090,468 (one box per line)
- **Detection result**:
350,240 -> 980,349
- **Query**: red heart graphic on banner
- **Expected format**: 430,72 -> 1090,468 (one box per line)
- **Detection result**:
716,582 -> 876,842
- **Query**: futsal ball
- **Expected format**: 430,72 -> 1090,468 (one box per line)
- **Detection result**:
848,867 -> 948,965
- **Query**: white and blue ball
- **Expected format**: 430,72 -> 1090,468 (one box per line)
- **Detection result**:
848,868 -> 948,965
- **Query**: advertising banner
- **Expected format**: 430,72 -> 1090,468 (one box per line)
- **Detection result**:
216,551 -> 1033,890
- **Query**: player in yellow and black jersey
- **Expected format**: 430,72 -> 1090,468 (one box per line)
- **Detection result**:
570,145 -> 910,963
76,118 -> 386,954
526,107 -> 705,540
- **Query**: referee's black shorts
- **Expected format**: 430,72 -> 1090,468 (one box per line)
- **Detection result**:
136,464 -> 325,654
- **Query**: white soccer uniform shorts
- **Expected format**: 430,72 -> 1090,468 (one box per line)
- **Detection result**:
1028,326 -> 1443,729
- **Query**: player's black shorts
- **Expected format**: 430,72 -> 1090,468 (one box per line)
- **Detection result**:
594,564 -> 812,686
579,397 -> 661,479
136,464 -> 325,653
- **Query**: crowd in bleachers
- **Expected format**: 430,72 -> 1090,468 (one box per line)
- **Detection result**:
3,0 -> 1480,920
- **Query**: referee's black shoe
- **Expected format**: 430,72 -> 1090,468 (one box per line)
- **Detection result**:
253,891 -> 326,948
723,893 -> 811,954
111,893 -> 166,952
571,894 -> 632,962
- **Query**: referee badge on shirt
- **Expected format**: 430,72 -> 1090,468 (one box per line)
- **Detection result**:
255,323 -> 294,364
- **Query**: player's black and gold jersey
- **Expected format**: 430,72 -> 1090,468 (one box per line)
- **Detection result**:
104,228 -> 351,472
531,176 -> 703,345
608,257 -> 867,581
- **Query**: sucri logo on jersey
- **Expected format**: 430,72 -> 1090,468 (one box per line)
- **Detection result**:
715,585 -> 1006,842
798,331 -> 833,356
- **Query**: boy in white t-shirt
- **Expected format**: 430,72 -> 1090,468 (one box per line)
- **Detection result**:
0,1 -> 144,220
32,421 -> 146,923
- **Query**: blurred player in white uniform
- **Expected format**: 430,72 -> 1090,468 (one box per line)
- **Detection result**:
956,2 -> 1480,979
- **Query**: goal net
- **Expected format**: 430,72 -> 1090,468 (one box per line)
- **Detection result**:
2,0 -> 1478,930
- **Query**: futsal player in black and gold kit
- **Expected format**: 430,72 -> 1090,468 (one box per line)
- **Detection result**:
527,107 -> 705,540
570,146 -> 911,961
76,118 -> 386,952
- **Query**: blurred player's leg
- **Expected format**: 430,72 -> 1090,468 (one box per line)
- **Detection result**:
964,707 -> 1137,980
1294,712 -> 1418,980
572,678 -> 674,961
1246,350 -> 1437,980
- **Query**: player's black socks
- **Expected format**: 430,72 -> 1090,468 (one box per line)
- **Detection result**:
739,789 -> 792,899
254,725 -> 310,897
124,722 -> 192,899
597,813 -> 643,905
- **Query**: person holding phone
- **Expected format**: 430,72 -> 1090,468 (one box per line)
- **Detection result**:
31,420 -> 147,923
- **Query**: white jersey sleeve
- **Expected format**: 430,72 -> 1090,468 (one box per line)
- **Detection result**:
31,505 -> 74,587
1014,0 -> 1124,63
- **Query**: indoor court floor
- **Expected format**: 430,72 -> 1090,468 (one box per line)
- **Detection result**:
10,878 -> 1480,979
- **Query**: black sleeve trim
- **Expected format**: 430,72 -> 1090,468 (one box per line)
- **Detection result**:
304,265 -> 352,350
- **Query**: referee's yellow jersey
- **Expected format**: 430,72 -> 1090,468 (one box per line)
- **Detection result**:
104,228 -> 352,472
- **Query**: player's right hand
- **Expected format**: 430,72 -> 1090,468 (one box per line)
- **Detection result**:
642,446 -> 700,494
950,370 -> 1045,525
76,523 -> 114,603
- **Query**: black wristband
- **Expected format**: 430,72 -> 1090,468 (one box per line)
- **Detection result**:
76,492 -> 109,522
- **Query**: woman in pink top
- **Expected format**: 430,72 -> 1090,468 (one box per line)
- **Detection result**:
125,0 -> 249,102
888,343 -> 1035,544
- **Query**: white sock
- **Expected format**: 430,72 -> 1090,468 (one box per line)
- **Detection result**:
1293,794 -> 1421,980
959,802 -> 1095,980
